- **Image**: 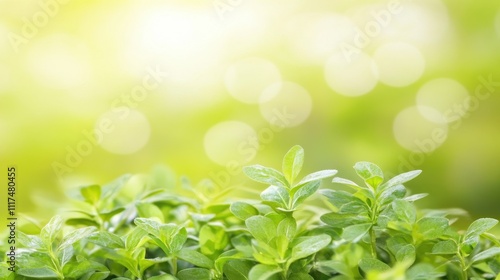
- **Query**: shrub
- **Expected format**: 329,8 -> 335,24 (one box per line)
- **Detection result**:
2,146 -> 499,279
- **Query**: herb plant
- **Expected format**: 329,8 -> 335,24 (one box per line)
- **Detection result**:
2,146 -> 499,279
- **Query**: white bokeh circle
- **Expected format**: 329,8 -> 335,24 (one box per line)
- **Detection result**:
204,121 -> 258,166
325,51 -> 378,97
373,42 -> 425,87
416,78 -> 469,123
224,57 -> 281,104
259,82 -> 312,128
393,106 -> 449,153
96,109 -> 151,155
287,13 -> 358,64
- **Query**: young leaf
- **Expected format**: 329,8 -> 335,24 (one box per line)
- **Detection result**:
230,202 -> 259,220
261,185 -> 290,209
395,244 -> 416,264
392,199 -> 417,224
58,226 -> 96,251
125,227 -> 147,250
290,234 -> 331,262
177,249 -> 214,269
341,223 -> 371,242
359,258 -> 391,273
470,247 -> 500,264
177,268 -> 211,280
17,267 -> 60,278
463,218 -> 499,252
243,165 -> 288,188
17,231 -> 44,249
80,184 -> 101,205
331,177 -> 362,189
248,264 -> 282,280
282,145 -> 304,184
224,260 -> 253,280
277,217 -> 297,240
148,275 -> 178,280
136,202 -> 165,222
379,170 -> 422,192
291,181 -> 320,208
199,224 -> 229,256
320,212 -> 370,228
353,162 -> 384,189
298,170 -> 337,186
88,231 -> 125,249
416,217 -> 449,240
431,240 -> 458,255
40,215 -> 64,245
245,216 -> 277,243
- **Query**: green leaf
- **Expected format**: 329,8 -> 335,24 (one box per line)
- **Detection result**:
392,199 -> 416,224
199,224 -> 228,256
471,247 -> 500,264
177,268 -> 211,280
88,231 -> 125,249
81,184 -> 101,204
230,202 -> 259,220
288,273 -> 314,280
224,260 -> 253,280
277,217 -> 297,240
395,244 -> 416,264
320,189 -> 367,214
298,170 -> 338,186
282,145 -> 304,184
290,234 -> 331,262
379,170 -> 421,192
246,216 -> 277,243
134,217 -> 162,239
248,264 -> 282,280
379,185 -> 406,205
332,177 -> 363,189
136,202 -> 165,222
320,212 -> 369,228
17,267 -> 60,278
416,217 -> 449,240
243,165 -> 288,187
17,231 -> 44,249
148,275 -> 178,280
359,258 -> 390,273
125,226 -> 147,250
353,162 -> 384,189
66,218 -> 100,227
404,193 -> 428,202
100,207 -> 126,221
59,245 -> 74,267
341,223 -> 371,242
58,226 -> 96,251
406,263 -> 445,280
40,215 -> 64,245
177,249 -> 214,269
291,181 -> 320,208
431,240 -> 457,255
463,218 -> 499,252
261,185 -> 290,209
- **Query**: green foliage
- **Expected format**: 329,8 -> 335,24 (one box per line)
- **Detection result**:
4,146 -> 500,279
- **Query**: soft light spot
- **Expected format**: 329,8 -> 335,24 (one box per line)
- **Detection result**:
26,34 -> 92,90
373,42 -> 425,87
416,78 -> 470,123
224,57 -> 282,104
259,82 -> 312,128
325,51 -> 378,96
496,9 -> 500,38
393,106 -> 448,153
97,109 -> 151,155
287,13 -> 358,64
383,0 -> 450,45
204,121 -> 258,166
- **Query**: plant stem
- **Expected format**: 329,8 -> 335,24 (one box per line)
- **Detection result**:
171,257 -> 178,276
369,226 -> 377,258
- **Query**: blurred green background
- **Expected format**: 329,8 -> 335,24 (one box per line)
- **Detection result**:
1,0 -> 500,223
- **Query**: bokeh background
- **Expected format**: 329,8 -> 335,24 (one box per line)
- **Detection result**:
1,0 -> 500,224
